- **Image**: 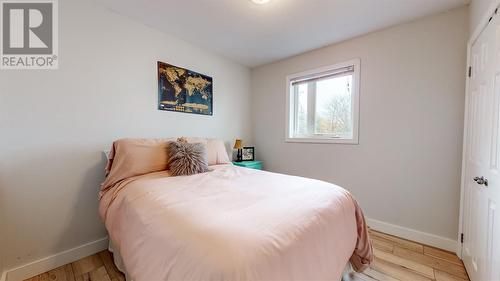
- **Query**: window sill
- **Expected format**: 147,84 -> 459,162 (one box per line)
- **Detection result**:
285,137 -> 359,145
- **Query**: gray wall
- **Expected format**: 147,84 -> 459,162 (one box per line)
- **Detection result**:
470,0 -> 495,32
0,0 -> 252,270
251,7 -> 469,240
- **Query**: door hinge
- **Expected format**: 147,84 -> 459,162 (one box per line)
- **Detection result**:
468,66 -> 472,78
461,233 -> 464,243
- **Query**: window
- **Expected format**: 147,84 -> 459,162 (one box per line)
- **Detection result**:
286,59 -> 360,144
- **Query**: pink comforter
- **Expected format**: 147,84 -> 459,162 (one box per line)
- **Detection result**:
100,165 -> 372,281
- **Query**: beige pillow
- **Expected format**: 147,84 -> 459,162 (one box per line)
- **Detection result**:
102,138 -> 174,189
180,137 -> 230,165
206,139 -> 231,165
183,137 -> 208,146
102,138 -> 231,191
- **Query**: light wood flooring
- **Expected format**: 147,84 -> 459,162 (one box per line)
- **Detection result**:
25,230 -> 469,281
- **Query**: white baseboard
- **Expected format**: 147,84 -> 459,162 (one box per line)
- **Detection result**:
4,237 -> 108,281
366,218 -> 457,252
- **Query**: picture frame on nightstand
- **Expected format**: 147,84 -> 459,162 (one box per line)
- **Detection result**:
242,147 -> 255,161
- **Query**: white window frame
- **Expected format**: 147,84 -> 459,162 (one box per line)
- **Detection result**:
285,58 -> 360,144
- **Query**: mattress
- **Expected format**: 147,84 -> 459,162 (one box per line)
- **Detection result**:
99,164 -> 372,281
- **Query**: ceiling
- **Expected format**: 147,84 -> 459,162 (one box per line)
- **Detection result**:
99,0 -> 470,67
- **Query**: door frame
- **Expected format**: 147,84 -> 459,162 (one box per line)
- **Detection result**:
458,0 -> 500,258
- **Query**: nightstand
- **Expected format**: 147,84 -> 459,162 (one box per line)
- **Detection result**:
233,161 -> 263,170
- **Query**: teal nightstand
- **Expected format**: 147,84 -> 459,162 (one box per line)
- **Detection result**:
233,161 -> 263,170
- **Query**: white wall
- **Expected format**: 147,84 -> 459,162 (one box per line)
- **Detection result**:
470,0 -> 495,32
251,7 -> 468,240
0,0 -> 252,272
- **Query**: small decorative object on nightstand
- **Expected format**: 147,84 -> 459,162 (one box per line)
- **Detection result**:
242,147 -> 255,161
233,160 -> 263,170
233,139 -> 243,162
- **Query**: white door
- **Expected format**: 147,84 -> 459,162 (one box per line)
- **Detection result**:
462,8 -> 500,281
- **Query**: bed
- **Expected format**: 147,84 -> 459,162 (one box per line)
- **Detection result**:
99,138 -> 373,281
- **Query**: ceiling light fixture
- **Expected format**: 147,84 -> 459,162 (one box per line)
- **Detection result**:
251,0 -> 271,4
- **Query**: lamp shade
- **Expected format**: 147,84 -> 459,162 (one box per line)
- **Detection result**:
233,139 -> 243,149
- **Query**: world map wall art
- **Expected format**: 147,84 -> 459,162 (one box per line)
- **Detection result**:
157,61 -> 213,115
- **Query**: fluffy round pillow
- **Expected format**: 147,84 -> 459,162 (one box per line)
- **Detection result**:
168,141 -> 209,176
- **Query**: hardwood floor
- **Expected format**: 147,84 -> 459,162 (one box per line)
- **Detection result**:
26,230 -> 469,281
24,251 -> 125,281
346,230 -> 470,281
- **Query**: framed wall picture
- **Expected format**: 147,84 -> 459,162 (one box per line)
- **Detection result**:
242,147 -> 255,161
157,61 -> 213,115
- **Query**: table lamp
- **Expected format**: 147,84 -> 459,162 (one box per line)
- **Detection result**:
234,139 -> 243,162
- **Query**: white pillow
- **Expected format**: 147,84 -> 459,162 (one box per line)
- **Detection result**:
207,139 -> 231,165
